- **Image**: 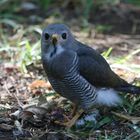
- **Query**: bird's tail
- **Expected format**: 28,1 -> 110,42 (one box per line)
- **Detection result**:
116,84 -> 140,94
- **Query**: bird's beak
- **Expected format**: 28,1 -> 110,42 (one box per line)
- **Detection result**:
52,34 -> 59,46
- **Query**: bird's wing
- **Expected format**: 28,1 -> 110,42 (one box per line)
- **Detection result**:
76,44 -> 128,88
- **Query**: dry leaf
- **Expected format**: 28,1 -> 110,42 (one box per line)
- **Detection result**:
21,106 -> 48,120
0,123 -> 13,131
29,80 -> 52,90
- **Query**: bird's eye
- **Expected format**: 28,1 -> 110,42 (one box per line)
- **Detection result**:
61,33 -> 67,39
44,33 -> 50,40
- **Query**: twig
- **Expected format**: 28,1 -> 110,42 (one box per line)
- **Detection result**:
111,111 -> 140,124
4,82 -> 23,107
15,88 -> 24,107
4,82 -> 12,95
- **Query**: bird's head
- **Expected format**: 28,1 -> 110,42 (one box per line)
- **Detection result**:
41,23 -> 74,58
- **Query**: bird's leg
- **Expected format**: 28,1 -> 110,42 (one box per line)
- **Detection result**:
54,103 -> 84,128
64,108 -> 84,128
54,108 -> 84,128
70,103 -> 78,118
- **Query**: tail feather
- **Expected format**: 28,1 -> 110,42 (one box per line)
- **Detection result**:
115,84 -> 140,94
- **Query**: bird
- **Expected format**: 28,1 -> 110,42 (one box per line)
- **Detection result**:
41,23 -> 140,127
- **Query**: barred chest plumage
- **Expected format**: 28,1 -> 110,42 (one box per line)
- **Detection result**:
47,74 -> 97,109
41,24 -> 123,109
45,50 -> 97,109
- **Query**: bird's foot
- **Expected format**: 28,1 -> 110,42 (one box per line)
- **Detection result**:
54,109 -> 84,128
75,109 -> 100,129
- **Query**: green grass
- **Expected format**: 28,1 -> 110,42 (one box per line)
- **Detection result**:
0,1 -> 140,139
0,23 -> 42,72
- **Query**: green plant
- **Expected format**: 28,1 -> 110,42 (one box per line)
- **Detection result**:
18,40 -> 41,73
38,0 -> 52,10
95,25 -> 113,33
125,0 -> 140,6
102,47 -> 113,58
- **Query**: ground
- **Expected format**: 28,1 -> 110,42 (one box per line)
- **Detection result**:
0,1 -> 140,140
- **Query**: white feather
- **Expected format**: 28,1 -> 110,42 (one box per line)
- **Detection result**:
95,88 -> 122,106
46,45 -> 64,59
56,45 -> 64,55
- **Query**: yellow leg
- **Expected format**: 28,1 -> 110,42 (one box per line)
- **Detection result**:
70,103 -> 78,117
55,109 -> 84,128
65,109 -> 84,128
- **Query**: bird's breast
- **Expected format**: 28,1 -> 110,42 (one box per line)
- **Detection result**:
46,50 -> 78,79
48,69 -> 97,109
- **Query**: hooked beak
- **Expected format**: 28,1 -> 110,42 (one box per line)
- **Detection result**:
52,34 -> 59,46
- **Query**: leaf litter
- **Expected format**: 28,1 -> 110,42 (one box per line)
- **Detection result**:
0,14 -> 140,140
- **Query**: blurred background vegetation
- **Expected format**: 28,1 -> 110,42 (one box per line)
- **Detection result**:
0,0 -> 140,72
0,1 -> 140,139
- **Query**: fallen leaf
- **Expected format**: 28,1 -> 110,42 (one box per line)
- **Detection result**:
11,105 -> 48,121
29,80 -> 52,90
0,123 -> 13,131
21,106 -> 48,120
